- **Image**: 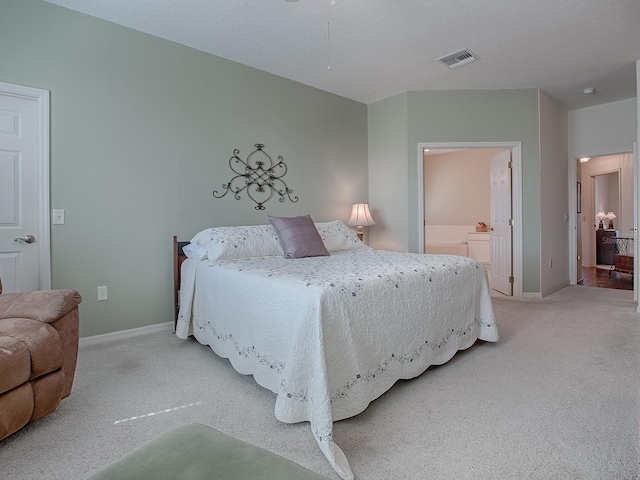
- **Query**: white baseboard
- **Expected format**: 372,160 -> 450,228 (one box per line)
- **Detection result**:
522,292 -> 543,298
541,282 -> 571,297
80,321 -> 173,348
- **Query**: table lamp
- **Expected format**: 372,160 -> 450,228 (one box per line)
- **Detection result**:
347,203 -> 375,241
606,211 -> 616,230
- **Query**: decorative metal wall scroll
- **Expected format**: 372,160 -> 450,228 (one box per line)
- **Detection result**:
213,144 -> 298,210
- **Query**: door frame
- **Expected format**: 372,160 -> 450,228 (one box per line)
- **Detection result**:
417,141 -> 523,297
0,81 -> 51,290
635,142 -> 638,308
568,150 -> 636,304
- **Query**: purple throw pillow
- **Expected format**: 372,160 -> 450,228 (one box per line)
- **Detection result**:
268,214 -> 330,259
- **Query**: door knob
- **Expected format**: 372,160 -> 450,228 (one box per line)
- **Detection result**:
14,235 -> 36,244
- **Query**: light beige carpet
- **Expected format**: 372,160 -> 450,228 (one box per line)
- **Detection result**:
2,285 -> 639,479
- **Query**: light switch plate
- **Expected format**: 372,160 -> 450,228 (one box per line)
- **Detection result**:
53,209 -> 65,225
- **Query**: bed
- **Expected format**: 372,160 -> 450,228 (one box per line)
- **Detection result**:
175,218 -> 498,480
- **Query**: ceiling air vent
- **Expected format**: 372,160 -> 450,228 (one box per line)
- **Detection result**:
437,49 -> 479,69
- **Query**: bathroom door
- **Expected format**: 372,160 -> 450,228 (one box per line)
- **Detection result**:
490,150 -> 512,295
0,82 -> 50,292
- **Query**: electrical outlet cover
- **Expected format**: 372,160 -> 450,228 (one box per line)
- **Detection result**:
97,286 -> 108,301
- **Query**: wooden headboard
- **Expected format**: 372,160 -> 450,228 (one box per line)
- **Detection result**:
172,236 -> 189,330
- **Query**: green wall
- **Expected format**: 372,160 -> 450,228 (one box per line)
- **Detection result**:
0,0 -> 368,336
407,90 -> 541,293
368,89 -> 542,293
367,93 -> 409,251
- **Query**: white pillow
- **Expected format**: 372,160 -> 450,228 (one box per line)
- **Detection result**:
190,228 -> 216,247
182,243 -> 208,260
315,220 -> 367,252
190,224 -> 282,262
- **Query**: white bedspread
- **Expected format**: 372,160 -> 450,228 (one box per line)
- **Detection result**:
176,249 -> 498,479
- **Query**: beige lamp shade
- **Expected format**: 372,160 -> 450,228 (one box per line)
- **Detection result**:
347,203 -> 375,240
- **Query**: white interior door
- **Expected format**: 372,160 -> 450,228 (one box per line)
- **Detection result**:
0,82 -> 50,293
490,150 -> 513,295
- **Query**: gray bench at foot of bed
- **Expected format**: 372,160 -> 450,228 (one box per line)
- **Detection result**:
88,423 -> 332,480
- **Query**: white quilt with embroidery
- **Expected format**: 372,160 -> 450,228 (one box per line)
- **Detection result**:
176,249 -> 498,480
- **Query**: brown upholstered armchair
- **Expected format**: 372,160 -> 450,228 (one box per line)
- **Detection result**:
0,284 -> 82,441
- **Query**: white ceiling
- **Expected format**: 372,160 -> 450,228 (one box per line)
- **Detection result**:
44,0 -> 640,110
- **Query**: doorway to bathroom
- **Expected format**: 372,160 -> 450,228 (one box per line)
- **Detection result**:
417,142 -> 523,297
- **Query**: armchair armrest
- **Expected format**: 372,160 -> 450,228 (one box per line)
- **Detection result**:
0,289 -> 82,323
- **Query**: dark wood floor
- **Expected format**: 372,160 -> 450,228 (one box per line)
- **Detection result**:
578,266 -> 633,290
